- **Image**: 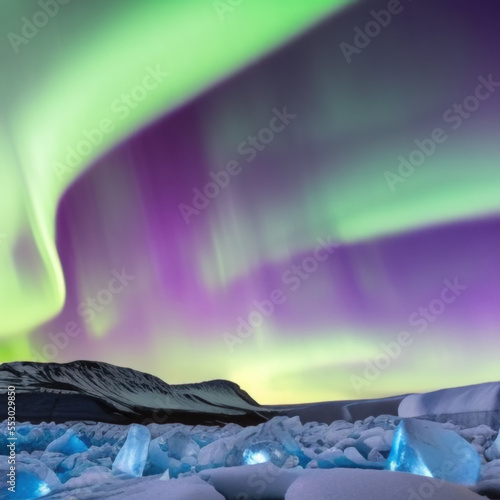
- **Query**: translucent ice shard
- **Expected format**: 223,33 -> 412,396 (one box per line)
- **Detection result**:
485,429 -> 500,461
167,431 -> 200,460
387,419 -> 481,486
45,429 -> 88,455
112,424 -> 151,478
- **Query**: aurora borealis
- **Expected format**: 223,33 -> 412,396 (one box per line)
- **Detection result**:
1,0 -> 500,404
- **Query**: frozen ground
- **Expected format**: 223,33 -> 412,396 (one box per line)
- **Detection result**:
2,362 -> 500,498
1,414 -> 499,499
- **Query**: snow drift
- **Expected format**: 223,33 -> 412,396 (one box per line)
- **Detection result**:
398,382 -> 500,427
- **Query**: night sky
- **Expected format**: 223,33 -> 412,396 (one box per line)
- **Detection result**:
1,0 -> 500,404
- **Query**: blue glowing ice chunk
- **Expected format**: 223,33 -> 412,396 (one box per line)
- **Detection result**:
241,441 -> 287,467
387,419 -> 481,486
45,429 -> 88,455
112,424 -> 151,478
0,456 -> 61,500
12,471 -> 51,499
243,449 -> 270,465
